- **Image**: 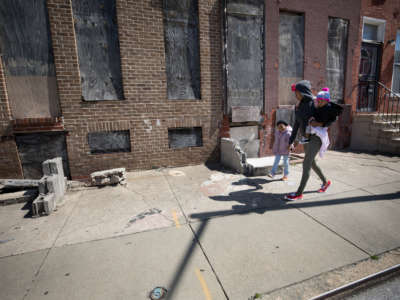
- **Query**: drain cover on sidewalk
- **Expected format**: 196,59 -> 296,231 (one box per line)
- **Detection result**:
149,287 -> 167,299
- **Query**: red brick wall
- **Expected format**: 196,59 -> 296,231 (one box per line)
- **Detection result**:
45,0 -> 223,179
350,0 -> 400,112
258,0 -> 361,155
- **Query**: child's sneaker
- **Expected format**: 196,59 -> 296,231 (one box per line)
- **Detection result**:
319,180 -> 331,193
299,137 -> 310,144
282,176 -> 288,181
267,172 -> 274,179
284,192 -> 303,201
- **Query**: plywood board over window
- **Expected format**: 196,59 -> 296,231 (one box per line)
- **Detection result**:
163,0 -> 201,100
0,0 -> 60,119
72,0 -> 124,101
279,12 -> 304,105
224,0 -> 264,119
326,17 -> 349,103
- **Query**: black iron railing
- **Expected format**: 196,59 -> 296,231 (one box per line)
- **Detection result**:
357,81 -> 400,130
376,81 -> 400,130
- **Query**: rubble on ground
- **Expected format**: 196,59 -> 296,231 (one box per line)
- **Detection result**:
90,168 -> 127,186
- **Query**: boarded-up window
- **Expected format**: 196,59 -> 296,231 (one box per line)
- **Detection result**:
15,132 -> 70,179
163,0 -> 201,100
392,30 -> 400,94
0,0 -> 60,119
88,131 -> 131,154
326,17 -> 349,103
225,0 -> 264,118
168,127 -> 202,149
72,0 -> 124,101
279,12 -> 304,105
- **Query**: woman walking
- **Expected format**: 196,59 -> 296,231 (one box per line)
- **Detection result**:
285,80 -> 331,201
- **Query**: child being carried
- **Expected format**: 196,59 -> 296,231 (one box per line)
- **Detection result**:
302,87 -> 343,157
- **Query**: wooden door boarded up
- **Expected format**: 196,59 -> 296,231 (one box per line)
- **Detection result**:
163,0 -> 201,100
72,0 -> 124,101
279,12 -> 304,105
15,132 -> 70,179
224,0 -> 264,120
0,0 -> 60,119
326,17 -> 349,103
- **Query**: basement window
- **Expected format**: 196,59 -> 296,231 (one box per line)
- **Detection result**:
71,0 -> 124,101
88,130 -> 131,154
163,0 -> 201,100
168,127 -> 203,149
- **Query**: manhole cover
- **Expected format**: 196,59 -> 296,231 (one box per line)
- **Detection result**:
149,287 -> 167,300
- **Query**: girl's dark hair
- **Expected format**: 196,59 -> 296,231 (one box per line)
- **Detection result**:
276,120 -> 288,126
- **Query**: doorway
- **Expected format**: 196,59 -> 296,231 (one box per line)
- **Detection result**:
357,43 -> 382,112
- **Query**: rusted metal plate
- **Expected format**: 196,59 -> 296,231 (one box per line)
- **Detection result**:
225,0 -> 264,117
72,0 -> 124,101
163,0 -> 201,100
326,17 -> 349,103
231,106 -> 260,122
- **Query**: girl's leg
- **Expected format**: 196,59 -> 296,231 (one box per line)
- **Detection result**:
270,155 -> 281,175
283,155 -> 289,176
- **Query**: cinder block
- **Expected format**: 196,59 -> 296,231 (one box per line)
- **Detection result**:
32,193 -> 56,217
220,138 -> 246,173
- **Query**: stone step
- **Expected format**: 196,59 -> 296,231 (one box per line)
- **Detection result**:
0,189 -> 38,206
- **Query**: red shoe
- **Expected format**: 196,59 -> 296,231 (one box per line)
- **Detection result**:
319,180 -> 331,193
284,192 -> 303,201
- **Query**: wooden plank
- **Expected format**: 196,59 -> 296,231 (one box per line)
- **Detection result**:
15,133 -> 70,179
326,17 -> 349,103
225,0 -> 264,116
279,12 -> 304,78
72,0 -> 124,101
163,0 -> 201,100
0,0 -> 60,118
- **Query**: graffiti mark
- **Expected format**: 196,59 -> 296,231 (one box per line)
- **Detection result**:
128,208 -> 162,225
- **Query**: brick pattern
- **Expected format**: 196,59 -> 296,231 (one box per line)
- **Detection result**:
45,0 -> 223,179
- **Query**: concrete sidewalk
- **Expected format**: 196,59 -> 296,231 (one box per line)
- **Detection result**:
1,150 -> 400,300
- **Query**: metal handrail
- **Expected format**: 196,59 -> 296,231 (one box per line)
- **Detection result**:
357,81 -> 400,130
376,81 -> 400,130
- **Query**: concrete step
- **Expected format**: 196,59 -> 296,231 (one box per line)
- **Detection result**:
0,189 -> 38,206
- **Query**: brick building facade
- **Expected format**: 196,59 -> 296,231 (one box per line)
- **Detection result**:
0,0 -> 399,180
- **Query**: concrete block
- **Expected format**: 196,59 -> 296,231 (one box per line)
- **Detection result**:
230,126 -> 259,158
46,175 -> 65,205
246,156 -> 283,176
242,139 -> 260,158
90,168 -> 126,186
32,193 -> 56,217
42,157 -> 66,192
38,178 -> 47,195
220,138 -> 246,173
